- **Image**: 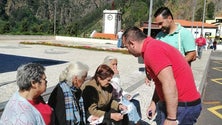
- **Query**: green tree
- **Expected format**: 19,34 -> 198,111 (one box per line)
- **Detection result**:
20,19 -> 29,32
206,1 -> 215,19
195,7 -> 203,21
0,0 -> 8,20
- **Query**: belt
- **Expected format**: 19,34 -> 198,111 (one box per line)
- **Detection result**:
178,98 -> 201,107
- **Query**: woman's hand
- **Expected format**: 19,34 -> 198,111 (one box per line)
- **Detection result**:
90,115 -> 100,121
110,113 -> 124,121
118,104 -> 127,111
113,68 -> 119,74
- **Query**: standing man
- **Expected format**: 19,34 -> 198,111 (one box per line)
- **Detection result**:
122,27 -> 202,125
154,7 -> 196,65
117,29 -> 123,48
195,34 -> 206,59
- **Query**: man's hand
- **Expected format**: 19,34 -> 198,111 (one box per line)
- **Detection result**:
146,101 -> 156,119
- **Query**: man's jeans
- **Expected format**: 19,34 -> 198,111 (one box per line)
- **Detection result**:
117,39 -> 122,48
197,46 -> 203,59
155,101 -> 202,125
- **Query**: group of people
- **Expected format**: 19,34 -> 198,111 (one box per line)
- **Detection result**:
1,6 -> 203,125
206,37 -> 218,51
121,7 -> 202,125
195,34 -> 218,59
0,56 -> 142,125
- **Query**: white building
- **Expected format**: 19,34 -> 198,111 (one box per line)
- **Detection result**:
103,10 -> 121,34
206,17 -> 222,38
174,20 -> 218,39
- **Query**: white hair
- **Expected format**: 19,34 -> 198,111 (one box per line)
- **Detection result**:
103,55 -> 117,66
59,61 -> 89,86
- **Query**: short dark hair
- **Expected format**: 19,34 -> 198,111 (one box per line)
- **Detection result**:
154,7 -> 174,20
122,26 -> 147,43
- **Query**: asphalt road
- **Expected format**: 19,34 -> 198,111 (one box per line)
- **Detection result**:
197,51 -> 222,125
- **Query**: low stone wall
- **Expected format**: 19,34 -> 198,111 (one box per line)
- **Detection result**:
55,36 -> 117,44
0,35 -> 55,40
0,35 -> 117,45
2,35 -> 222,50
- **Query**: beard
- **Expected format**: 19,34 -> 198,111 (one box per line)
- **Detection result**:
161,26 -> 170,33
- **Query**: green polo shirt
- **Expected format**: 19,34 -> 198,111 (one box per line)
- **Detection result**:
155,23 -> 196,56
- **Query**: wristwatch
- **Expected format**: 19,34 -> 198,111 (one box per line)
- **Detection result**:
166,117 -> 179,124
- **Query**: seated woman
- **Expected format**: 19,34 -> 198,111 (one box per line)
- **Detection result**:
103,56 -> 141,125
0,63 -> 53,125
81,64 -> 128,125
48,62 -> 89,125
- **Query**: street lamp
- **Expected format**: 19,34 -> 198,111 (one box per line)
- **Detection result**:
191,0 -> 197,33
147,0 -> 153,36
201,0 -> 206,35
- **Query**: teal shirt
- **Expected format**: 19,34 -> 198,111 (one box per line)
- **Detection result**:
155,23 -> 196,56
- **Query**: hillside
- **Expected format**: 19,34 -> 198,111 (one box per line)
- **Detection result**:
0,0 -> 222,36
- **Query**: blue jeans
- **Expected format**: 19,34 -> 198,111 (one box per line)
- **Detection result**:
117,39 -> 122,48
197,46 -> 203,59
155,101 -> 202,125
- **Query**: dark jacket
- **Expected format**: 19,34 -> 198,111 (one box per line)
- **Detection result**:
48,84 -> 86,125
81,79 -> 128,125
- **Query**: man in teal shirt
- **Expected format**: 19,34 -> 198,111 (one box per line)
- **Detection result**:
154,7 -> 196,65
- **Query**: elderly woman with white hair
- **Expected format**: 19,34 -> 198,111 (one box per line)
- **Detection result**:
48,61 -> 89,125
103,56 -> 141,125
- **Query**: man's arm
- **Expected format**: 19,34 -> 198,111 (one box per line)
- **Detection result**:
185,50 -> 196,63
181,28 -> 197,63
157,66 -> 178,119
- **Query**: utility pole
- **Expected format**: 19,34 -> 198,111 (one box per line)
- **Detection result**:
191,0 -> 197,33
201,0 -> 207,35
54,0 -> 57,36
147,0 -> 153,36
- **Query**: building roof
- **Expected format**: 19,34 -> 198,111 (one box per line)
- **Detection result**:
174,19 -> 218,28
141,19 -> 218,29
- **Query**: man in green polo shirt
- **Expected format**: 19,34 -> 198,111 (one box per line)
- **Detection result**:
154,7 -> 196,65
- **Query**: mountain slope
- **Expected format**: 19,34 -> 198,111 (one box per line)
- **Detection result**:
0,0 -> 221,36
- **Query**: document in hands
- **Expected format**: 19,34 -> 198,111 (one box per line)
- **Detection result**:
87,115 -> 104,125
122,91 -> 139,101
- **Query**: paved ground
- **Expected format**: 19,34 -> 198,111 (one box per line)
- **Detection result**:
197,51 -> 222,125
0,39 -> 212,124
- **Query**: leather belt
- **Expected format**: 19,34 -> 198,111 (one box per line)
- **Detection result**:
178,98 -> 201,107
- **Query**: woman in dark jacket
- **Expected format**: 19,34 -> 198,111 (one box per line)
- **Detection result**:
48,62 -> 89,125
81,64 -> 128,125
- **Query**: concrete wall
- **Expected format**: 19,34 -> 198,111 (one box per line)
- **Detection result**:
0,35 -> 117,45
0,35 -> 55,40
55,36 -> 117,44
1,35 -> 221,50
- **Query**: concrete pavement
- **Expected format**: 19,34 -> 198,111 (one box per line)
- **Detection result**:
0,37 -> 211,123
